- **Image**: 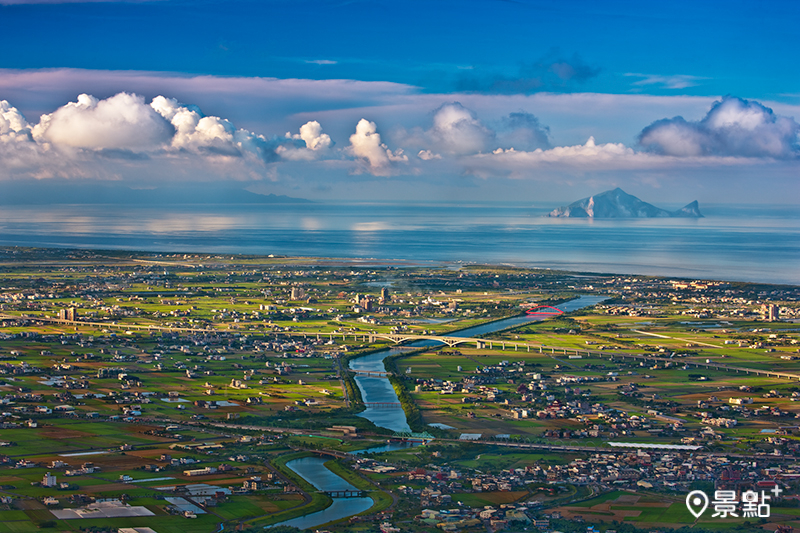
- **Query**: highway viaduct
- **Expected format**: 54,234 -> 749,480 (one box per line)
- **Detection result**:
3,313 -> 797,381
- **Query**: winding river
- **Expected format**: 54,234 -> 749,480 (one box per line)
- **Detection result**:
272,444 -> 414,530
350,295 -> 606,432
275,295 -> 605,529
271,456 -> 373,530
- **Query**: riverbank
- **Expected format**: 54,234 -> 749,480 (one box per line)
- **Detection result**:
352,295 -> 607,435
262,452 -> 375,530
251,451 -> 331,527
323,459 -> 394,517
384,354 -> 425,431
339,343 -> 399,410
262,296 -> 606,529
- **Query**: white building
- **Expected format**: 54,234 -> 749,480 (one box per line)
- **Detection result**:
42,472 -> 57,488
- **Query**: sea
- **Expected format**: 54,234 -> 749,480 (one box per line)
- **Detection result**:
0,202 -> 797,285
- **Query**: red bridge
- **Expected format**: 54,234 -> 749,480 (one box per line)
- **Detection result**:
525,305 -> 564,316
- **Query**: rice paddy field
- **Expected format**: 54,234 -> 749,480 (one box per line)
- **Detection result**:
0,249 -> 798,531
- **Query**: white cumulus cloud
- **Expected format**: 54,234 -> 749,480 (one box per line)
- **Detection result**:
0,100 -> 31,139
429,102 -> 494,154
277,120 -> 333,160
150,95 -> 281,161
33,93 -> 174,150
348,118 -> 407,175
393,103 -> 550,156
0,92 -> 299,182
639,96 -> 800,158
296,121 -> 332,151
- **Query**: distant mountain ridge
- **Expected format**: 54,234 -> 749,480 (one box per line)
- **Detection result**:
547,188 -> 703,218
0,181 -> 311,205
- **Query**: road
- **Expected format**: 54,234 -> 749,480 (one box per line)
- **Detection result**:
631,328 -> 723,349
5,312 -> 796,380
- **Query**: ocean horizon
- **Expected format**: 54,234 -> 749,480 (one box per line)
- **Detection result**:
0,201 -> 797,285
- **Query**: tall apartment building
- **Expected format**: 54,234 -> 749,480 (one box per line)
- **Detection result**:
58,307 -> 77,321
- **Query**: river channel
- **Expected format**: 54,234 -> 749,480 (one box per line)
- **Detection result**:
350,295 -> 606,432
275,295 -> 605,529
272,444 -> 414,530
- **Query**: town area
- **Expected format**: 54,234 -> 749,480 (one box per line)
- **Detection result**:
0,247 -> 798,533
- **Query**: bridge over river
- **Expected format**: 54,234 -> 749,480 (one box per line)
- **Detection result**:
349,369 -> 392,377
353,332 -> 800,381
322,490 -> 366,498
5,312 -> 797,380
363,402 -> 401,408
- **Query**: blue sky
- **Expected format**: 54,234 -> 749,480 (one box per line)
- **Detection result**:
0,0 -> 798,202
3,0 -> 798,99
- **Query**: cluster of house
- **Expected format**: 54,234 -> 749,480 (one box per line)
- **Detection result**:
0,289 -> 61,303
701,416 -> 738,427
418,504 -> 534,531
592,275 -> 799,324
25,460 -> 104,477
383,447 -> 798,531
0,361 -> 39,375
693,391 -> 800,423
530,450 -> 800,493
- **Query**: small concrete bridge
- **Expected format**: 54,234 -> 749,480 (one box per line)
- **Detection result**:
363,402 -> 401,409
350,369 -> 392,377
324,490 -> 366,498
303,448 -> 355,460
392,430 -> 435,442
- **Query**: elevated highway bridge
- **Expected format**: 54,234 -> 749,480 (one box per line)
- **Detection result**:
3,313 -> 797,381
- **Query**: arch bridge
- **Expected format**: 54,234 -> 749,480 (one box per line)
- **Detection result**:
364,332 -> 545,352
366,333 -> 484,347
